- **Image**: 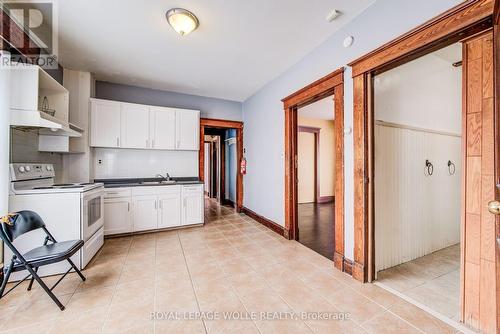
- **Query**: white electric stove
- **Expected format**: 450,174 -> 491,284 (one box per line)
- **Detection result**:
6,163 -> 105,280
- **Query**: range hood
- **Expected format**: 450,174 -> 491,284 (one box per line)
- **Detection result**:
10,109 -> 82,138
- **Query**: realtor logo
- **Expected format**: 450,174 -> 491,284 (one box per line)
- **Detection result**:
1,0 -> 58,69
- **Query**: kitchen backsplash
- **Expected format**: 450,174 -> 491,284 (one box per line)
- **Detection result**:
10,129 -> 65,183
92,148 -> 198,179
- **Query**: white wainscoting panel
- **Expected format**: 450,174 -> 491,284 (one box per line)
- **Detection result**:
374,122 -> 461,272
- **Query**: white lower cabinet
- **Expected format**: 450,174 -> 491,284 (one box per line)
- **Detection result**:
104,197 -> 132,235
103,185 -> 203,236
182,185 -> 204,226
133,195 -> 159,232
158,194 -> 181,228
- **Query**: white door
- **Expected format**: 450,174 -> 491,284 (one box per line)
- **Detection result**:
133,195 -> 158,232
121,103 -> 150,149
104,198 -> 132,235
150,107 -> 176,149
176,109 -> 199,150
90,99 -> 121,147
182,193 -> 203,225
158,194 -> 181,228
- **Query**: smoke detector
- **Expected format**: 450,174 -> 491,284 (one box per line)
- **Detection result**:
326,9 -> 341,22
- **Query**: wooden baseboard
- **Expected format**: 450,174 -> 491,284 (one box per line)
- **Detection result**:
222,199 -> 235,207
241,207 -> 284,237
317,196 -> 334,204
352,261 -> 365,282
333,252 -> 344,271
343,258 -> 354,276
333,252 -> 357,278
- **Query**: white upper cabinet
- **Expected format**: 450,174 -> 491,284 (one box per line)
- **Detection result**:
176,109 -> 200,150
90,99 -> 121,148
150,107 -> 176,150
121,103 -> 150,149
90,99 -> 199,151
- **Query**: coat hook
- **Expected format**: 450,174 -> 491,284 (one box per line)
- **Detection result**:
425,159 -> 434,176
448,160 -> 456,175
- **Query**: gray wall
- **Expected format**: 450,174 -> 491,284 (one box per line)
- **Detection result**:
241,0 -> 462,260
95,81 -> 242,121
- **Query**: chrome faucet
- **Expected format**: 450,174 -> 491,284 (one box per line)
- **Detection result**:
156,173 -> 171,181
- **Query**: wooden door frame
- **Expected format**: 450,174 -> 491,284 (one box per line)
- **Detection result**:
348,1 -> 500,331
282,67 -> 345,270
199,118 -> 244,211
348,0 -> 494,284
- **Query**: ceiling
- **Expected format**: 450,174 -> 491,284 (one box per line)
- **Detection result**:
298,96 -> 335,120
56,0 -> 375,101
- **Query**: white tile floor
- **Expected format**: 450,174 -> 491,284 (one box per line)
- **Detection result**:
0,200 -> 461,333
377,244 -> 461,320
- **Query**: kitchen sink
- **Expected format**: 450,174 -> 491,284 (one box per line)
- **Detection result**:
140,180 -> 176,185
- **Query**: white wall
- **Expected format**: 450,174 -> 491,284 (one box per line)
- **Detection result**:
374,45 -> 462,134
374,124 -> 461,271
242,0 -> 462,260
92,148 -> 198,179
10,130 -> 65,183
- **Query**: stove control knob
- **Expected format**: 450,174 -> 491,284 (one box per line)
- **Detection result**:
46,165 -> 53,171
25,166 -> 31,172
18,166 -> 25,173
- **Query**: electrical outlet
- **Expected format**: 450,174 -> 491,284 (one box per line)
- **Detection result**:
98,159 -> 103,164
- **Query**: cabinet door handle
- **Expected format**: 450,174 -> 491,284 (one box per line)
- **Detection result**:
116,137 -> 120,147
152,139 -> 155,148
154,200 -> 157,210
128,202 -> 130,211
159,200 -> 162,209
146,139 -> 149,148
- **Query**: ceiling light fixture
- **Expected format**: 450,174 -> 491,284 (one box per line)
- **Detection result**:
166,8 -> 199,36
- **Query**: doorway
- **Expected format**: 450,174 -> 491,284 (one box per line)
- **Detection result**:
296,97 -> 336,259
348,1 -> 499,331
203,128 -> 238,207
199,118 -> 244,211
372,43 -> 463,322
282,68 -> 345,269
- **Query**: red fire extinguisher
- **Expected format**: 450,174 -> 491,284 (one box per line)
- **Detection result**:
240,157 -> 247,175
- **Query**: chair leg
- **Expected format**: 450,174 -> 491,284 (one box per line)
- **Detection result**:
24,264 -> 65,310
0,265 -> 13,298
27,267 -> 38,291
67,259 -> 86,282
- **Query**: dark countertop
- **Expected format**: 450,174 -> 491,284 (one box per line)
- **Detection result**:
95,177 -> 203,189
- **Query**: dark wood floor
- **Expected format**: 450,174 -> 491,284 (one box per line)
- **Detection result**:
298,202 -> 335,260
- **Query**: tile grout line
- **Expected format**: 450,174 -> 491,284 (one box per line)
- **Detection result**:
374,281 -> 474,334
99,238 -> 132,333
177,229 -> 209,334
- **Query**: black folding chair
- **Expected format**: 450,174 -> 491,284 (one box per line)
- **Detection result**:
0,211 -> 86,310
